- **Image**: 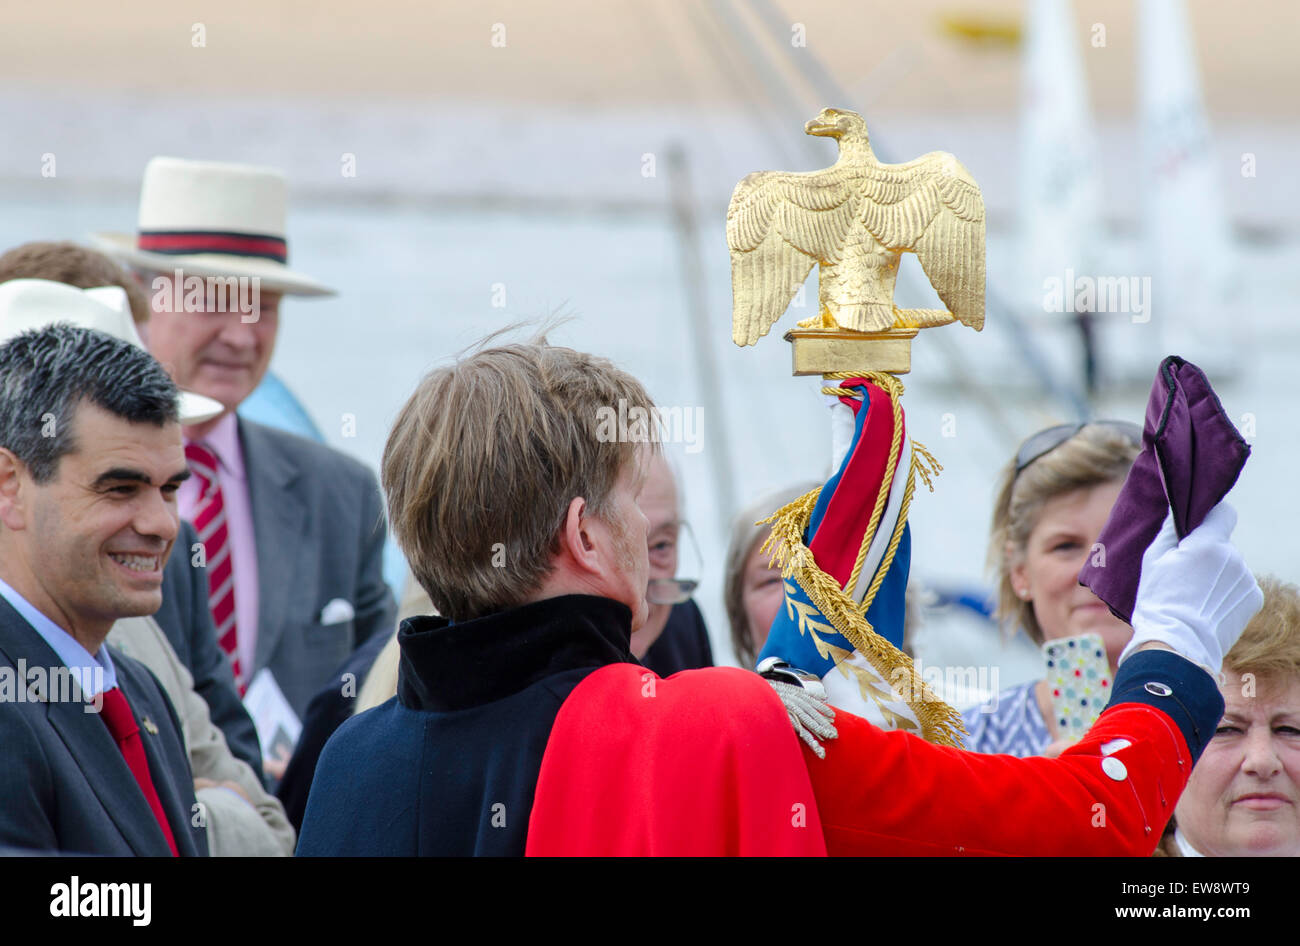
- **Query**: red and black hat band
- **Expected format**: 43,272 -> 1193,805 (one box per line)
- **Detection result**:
137,230 -> 288,264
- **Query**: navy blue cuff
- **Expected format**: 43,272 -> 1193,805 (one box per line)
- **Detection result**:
1102,650 -> 1225,762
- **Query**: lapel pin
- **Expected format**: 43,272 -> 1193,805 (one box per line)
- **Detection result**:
141,716 -> 159,735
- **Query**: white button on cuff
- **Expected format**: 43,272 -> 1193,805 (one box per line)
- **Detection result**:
1102,756 -> 1128,781
1145,682 -> 1173,697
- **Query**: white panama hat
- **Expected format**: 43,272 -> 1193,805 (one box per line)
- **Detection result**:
92,156 -> 335,297
0,278 -> 225,426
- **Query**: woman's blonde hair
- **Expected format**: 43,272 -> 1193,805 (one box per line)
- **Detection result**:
1225,575 -> 1300,684
382,337 -> 656,622
724,482 -> 820,667
988,424 -> 1139,644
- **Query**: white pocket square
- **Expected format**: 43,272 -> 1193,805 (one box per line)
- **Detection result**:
319,598 -> 356,625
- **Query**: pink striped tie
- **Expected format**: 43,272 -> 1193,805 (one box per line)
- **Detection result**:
185,441 -> 244,693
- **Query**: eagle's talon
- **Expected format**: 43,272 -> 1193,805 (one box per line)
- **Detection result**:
795,309 -> 839,331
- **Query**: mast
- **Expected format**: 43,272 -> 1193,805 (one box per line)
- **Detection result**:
1139,0 -> 1238,380
1020,0 -> 1103,395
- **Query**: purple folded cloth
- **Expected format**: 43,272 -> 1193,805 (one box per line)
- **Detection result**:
1079,356 -> 1250,624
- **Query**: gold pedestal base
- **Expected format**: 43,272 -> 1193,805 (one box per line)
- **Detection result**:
784,328 -> 918,376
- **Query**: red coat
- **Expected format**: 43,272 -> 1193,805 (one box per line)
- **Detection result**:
526,663 -> 1188,856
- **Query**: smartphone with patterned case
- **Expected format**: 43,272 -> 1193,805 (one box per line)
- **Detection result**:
1042,634 -> 1112,738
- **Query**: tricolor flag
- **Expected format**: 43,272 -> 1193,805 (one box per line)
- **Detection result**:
756,376 -> 965,746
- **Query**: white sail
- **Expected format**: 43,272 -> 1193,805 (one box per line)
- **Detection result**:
1139,0 -> 1238,377
1018,0 -> 1103,389
1019,0 -> 1101,309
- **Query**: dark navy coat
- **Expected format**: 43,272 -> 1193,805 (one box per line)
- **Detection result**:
296,595 -> 638,856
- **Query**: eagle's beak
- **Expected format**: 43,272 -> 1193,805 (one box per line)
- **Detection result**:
804,114 -> 838,137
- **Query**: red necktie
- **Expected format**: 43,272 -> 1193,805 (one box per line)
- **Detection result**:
185,441 -> 244,693
99,687 -> 180,856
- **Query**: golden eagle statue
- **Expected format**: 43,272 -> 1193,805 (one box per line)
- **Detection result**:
728,107 -> 986,347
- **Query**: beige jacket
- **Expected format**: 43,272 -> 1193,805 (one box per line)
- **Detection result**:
108,616 -> 295,856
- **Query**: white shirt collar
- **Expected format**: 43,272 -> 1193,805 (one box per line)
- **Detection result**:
1173,826 -> 1206,857
0,575 -> 117,696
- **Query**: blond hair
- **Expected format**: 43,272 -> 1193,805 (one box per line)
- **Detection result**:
988,424 -> 1139,644
1225,575 -> 1300,684
382,337 -> 656,622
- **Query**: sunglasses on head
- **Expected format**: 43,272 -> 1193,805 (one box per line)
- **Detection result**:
1014,420 -> 1143,476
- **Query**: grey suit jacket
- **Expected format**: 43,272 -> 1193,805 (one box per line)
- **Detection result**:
239,418 -> 395,719
154,518 -> 263,778
0,598 -> 208,856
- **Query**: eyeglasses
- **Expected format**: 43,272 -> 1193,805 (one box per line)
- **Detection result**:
645,520 -> 704,606
1014,420 -> 1143,476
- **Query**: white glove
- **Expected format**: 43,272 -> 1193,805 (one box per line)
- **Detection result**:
768,680 -> 838,759
1121,502 -> 1263,674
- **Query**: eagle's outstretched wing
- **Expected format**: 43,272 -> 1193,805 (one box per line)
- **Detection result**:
855,153 -> 986,330
727,168 -> 858,346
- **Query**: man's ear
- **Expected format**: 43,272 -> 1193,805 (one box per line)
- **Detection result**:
0,448 -> 30,531
558,496 -> 601,576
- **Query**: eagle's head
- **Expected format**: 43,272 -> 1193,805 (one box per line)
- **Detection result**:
804,107 -> 867,142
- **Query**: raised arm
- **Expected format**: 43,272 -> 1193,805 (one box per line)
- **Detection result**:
805,501 -> 1261,856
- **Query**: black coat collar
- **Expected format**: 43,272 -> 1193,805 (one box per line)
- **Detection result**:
397,594 -> 638,712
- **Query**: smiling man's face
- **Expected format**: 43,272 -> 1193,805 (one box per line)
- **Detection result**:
145,270 -> 281,415
20,401 -> 186,645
